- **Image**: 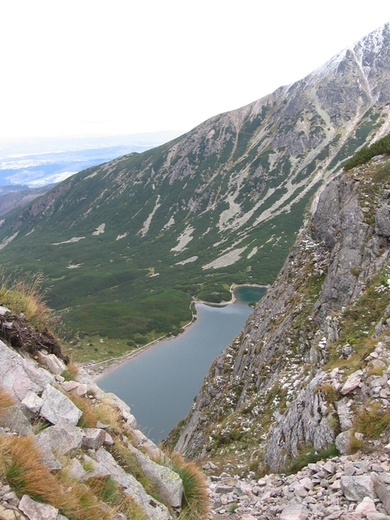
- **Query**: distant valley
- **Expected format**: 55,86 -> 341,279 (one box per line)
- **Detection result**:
0,131 -> 180,189
0,24 -> 389,360
0,131 -> 180,218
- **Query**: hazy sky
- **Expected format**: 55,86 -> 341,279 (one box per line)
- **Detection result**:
0,0 -> 389,140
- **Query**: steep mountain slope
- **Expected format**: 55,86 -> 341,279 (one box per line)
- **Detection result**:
0,185 -> 52,217
0,24 -> 389,347
166,152 -> 390,476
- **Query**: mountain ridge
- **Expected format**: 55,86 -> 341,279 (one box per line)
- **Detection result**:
0,23 -> 388,350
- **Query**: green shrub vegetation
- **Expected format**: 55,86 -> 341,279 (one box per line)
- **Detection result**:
286,444 -> 340,475
343,133 -> 390,170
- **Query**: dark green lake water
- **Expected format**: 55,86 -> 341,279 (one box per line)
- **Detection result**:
98,286 -> 265,443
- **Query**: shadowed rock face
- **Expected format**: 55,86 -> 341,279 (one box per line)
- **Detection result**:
168,154 -> 390,474
0,25 -> 389,341
0,306 -> 68,363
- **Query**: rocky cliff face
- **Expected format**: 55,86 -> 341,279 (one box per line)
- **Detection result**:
168,154 -> 390,479
0,25 -> 389,343
0,306 -> 208,519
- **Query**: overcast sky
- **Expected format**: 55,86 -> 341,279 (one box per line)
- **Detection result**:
0,0 -> 389,140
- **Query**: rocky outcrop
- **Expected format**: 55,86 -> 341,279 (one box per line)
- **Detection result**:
168,154 -> 389,477
207,451 -> 390,519
0,335 -> 191,519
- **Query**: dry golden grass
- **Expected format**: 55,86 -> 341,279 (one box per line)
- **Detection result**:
118,497 -> 148,520
0,388 -> 15,409
57,469 -> 150,519
0,273 -> 54,331
61,360 -> 79,381
68,394 -> 127,434
0,434 -> 148,519
91,399 -> 123,434
0,435 -> 61,503
55,471 -> 111,520
66,394 -> 97,428
162,451 -> 210,520
353,402 -> 390,441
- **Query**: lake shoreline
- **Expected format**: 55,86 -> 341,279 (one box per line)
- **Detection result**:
83,283 -> 267,381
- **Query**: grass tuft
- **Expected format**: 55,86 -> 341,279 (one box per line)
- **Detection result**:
352,402 -> 390,441
0,272 -> 55,331
61,360 -> 79,381
66,394 -> 97,428
0,435 -> 61,503
162,451 -> 210,519
91,399 -> 122,434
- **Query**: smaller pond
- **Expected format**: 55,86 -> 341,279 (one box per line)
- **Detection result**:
98,285 -> 266,443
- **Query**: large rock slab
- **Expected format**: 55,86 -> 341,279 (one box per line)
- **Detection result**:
36,351 -> 66,375
62,381 -> 88,396
40,384 -> 82,426
0,405 -> 32,435
340,475 -> 376,501
36,421 -> 84,456
340,370 -> 363,395
19,495 -> 58,520
0,340 -> 53,402
128,444 -> 183,508
93,447 -> 171,520
280,502 -> 309,519
375,203 -> 390,237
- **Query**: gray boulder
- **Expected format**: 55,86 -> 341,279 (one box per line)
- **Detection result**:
19,495 -> 58,520
36,421 -> 84,456
0,340 -> 53,402
81,428 -> 106,450
21,390 -> 43,416
373,474 -> 390,515
40,384 -> 82,426
340,475 -> 376,501
93,447 -> 171,520
0,405 -> 32,436
127,444 -> 183,508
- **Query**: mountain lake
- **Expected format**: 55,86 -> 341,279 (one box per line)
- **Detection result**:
98,285 -> 266,443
